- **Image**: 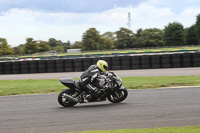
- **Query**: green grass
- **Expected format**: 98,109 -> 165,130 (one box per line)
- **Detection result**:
64,126 -> 200,133
122,76 -> 200,89
0,76 -> 200,96
0,79 -> 64,96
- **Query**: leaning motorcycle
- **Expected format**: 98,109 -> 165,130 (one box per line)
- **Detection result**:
58,71 -> 128,107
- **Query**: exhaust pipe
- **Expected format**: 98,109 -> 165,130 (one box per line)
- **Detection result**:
63,94 -> 78,104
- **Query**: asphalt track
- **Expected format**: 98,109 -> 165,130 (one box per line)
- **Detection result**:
0,87 -> 200,133
0,67 -> 200,80
0,67 -> 200,133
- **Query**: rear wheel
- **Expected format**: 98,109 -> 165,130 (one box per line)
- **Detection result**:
58,89 -> 78,107
107,88 -> 128,103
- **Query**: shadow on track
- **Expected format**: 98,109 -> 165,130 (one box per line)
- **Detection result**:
56,102 -> 129,109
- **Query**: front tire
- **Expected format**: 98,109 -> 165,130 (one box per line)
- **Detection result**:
58,89 -> 77,107
107,88 -> 128,103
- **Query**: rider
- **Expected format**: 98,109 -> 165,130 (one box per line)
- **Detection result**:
79,60 -> 108,97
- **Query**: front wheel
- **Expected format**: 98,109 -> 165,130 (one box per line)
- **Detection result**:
58,89 -> 78,107
107,88 -> 128,103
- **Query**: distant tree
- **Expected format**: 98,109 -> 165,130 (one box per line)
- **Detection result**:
18,44 -> 25,48
0,38 -> 3,42
13,47 -> 24,55
136,28 -> 143,38
102,32 -> 116,41
195,14 -> 200,44
99,37 -> 114,50
48,38 -> 62,48
82,28 -> 101,50
133,29 -> 143,48
127,35 -> 138,48
38,41 -> 50,52
0,38 -> 13,55
164,22 -> 184,46
115,27 -> 134,49
140,28 -> 164,47
62,40 -> 71,51
184,25 -> 198,45
54,46 -> 65,52
23,38 -> 39,54
71,41 -> 82,49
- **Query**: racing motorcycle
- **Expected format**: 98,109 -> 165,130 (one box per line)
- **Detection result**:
58,71 -> 128,107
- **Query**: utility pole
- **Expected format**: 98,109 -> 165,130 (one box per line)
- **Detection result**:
127,12 -> 131,30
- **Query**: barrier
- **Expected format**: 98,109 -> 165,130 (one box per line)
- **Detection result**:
4,62 -> 12,74
46,60 -> 55,73
161,54 -> 171,68
82,58 -> 93,70
64,59 -> 73,72
121,56 -> 131,70
111,56 -> 121,70
38,60 -> 46,73
192,53 -> 200,67
12,61 -> 20,74
151,55 -> 161,69
141,55 -> 151,69
74,58 -> 83,72
29,60 -> 38,73
21,61 -> 30,74
55,59 -> 64,72
131,56 -> 141,69
181,53 -> 192,67
0,62 -> 4,74
0,52 -> 200,74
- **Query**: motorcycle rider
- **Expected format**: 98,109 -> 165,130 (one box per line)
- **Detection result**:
79,60 -> 108,99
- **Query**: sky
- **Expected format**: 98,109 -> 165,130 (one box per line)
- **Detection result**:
1,0 -> 200,47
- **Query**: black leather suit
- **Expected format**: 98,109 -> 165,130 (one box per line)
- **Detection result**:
79,65 -> 105,92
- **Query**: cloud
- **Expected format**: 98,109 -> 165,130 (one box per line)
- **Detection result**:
0,8 -> 130,45
1,0 -> 200,46
146,0 -> 200,14
0,0 -> 145,13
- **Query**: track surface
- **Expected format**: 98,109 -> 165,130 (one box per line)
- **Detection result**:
0,67 -> 200,80
0,87 -> 200,133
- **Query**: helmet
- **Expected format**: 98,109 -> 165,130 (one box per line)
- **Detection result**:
96,60 -> 108,74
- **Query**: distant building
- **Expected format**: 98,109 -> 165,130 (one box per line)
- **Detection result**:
67,49 -> 81,54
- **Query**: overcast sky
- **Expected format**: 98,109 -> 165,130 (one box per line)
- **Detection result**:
1,0 -> 200,46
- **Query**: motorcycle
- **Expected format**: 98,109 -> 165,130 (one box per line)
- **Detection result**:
57,71 -> 128,107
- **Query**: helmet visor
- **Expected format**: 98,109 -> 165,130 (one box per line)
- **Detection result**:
103,65 -> 108,71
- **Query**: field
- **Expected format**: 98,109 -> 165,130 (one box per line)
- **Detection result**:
0,76 -> 200,96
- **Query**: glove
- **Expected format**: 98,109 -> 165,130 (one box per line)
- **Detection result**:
103,82 -> 112,89
105,72 -> 108,76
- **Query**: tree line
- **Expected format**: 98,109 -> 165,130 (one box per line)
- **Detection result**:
1,14 -> 200,55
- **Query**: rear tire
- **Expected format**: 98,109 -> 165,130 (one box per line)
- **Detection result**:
58,89 -> 77,107
107,88 -> 128,103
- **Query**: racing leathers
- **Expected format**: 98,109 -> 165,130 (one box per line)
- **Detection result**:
79,65 -> 106,95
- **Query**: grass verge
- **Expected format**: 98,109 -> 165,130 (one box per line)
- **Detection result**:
0,76 -> 200,96
65,126 -> 200,133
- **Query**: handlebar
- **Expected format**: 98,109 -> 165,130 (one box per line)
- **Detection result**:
107,71 -> 117,76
